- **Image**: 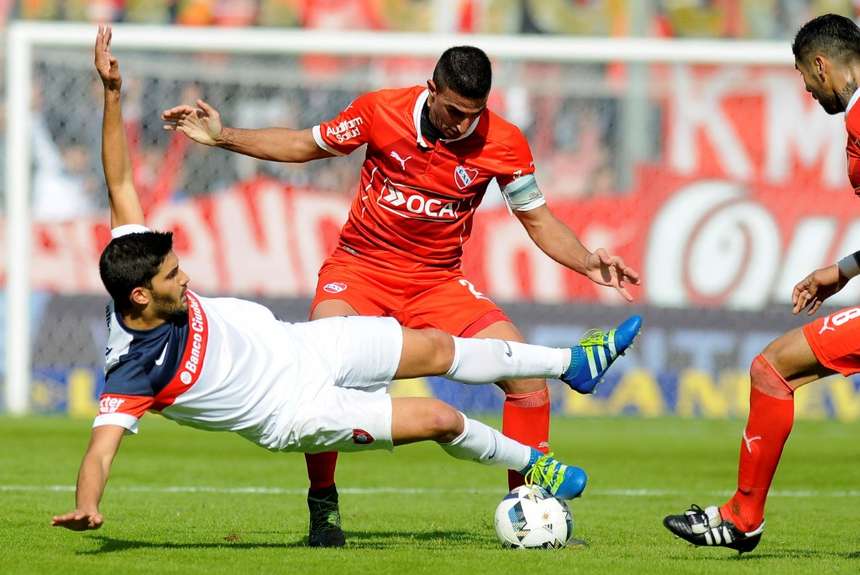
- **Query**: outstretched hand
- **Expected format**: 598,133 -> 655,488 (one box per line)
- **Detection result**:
52,509 -> 104,531
94,24 -> 121,91
792,264 -> 844,315
161,99 -> 223,146
583,248 -> 641,301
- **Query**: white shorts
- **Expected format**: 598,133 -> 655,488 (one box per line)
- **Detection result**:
279,315 -> 403,453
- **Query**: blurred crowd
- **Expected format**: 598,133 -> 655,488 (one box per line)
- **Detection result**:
2,0 -> 857,221
6,0 -> 859,38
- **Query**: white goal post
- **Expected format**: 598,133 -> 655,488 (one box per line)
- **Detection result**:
4,21 -> 794,415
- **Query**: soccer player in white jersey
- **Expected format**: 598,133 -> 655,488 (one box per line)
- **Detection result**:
52,27 -> 640,533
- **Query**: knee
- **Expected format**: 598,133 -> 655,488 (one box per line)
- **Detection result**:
423,328 -> 455,373
760,336 -> 792,378
426,401 -> 463,443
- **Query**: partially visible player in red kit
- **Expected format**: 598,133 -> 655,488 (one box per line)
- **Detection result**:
163,47 -> 641,546
664,13 -> 860,554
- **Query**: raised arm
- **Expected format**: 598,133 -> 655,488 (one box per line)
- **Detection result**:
51,424 -> 125,531
95,25 -> 145,228
161,100 -> 332,163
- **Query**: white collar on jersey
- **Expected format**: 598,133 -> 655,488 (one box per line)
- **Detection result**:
413,88 -> 482,148
847,86 -> 860,114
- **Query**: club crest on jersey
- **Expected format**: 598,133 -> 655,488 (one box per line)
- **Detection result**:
352,428 -> 375,445
323,282 -> 348,294
454,165 -> 479,190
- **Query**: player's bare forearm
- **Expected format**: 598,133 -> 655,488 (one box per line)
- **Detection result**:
95,25 -> 144,228
75,449 -> 111,512
517,206 -> 590,274
102,90 -> 144,227
53,425 -> 124,531
215,126 -> 332,163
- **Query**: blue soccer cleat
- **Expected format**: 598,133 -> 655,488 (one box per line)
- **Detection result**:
560,315 -> 642,394
521,449 -> 588,500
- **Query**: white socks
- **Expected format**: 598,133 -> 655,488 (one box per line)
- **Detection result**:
440,413 -> 532,471
445,336 -> 570,384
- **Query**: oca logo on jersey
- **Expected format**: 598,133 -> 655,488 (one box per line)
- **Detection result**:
380,184 -> 459,220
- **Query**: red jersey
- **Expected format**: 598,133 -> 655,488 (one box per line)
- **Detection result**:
313,86 -> 540,270
845,91 -> 860,193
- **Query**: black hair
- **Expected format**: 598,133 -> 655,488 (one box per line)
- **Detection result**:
793,13 -> 860,63
432,46 -> 492,99
99,231 -> 174,311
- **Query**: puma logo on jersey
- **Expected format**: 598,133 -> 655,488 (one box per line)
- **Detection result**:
389,150 -> 412,171
819,316 -> 836,334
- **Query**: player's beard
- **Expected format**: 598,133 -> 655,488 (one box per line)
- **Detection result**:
153,291 -> 188,321
818,81 -> 856,114
838,80 -> 859,113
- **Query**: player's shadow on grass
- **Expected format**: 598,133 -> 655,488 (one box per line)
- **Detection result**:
80,530 -> 491,554
78,535 -> 287,554
677,549 -> 860,561
284,529 -> 491,550
735,549 -> 860,560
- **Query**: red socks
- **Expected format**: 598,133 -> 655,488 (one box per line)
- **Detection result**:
305,452 -> 338,492
502,387 -> 551,489
720,355 -> 795,532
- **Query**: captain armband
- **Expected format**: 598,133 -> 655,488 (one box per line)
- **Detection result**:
838,251 -> 860,279
500,174 -> 545,211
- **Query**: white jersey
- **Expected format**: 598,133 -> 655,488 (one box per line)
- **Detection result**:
97,292 -> 327,449
96,225 -> 403,452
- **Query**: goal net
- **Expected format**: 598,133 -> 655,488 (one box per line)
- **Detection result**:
6,22 -> 859,420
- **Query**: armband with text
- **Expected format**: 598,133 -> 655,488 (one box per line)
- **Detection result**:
501,174 -> 545,211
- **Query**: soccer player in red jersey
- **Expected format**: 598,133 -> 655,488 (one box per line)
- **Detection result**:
664,13 -> 860,553
163,48 -> 641,546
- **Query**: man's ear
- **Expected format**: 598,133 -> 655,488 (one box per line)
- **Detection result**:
130,286 -> 150,307
814,54 -> 828,81
427,78 -> 438,98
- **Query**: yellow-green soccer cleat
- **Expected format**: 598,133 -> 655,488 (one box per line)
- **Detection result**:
522,450 -> 588,500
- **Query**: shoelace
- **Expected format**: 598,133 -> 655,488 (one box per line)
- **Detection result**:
579,328 -> 610,348
523,452 -> 558,492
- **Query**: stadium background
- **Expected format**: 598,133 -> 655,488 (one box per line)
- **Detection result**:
3,0 -> 860,421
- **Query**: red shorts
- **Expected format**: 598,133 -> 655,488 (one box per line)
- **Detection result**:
803,306 -> 860,376
311,250 -> 510,337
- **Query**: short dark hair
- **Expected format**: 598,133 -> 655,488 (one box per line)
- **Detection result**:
99,231 -> 173,311
432,46 -> 492,99
792,13 -> 860,63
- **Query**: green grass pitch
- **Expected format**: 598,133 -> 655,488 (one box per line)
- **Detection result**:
1,415 -> 858,574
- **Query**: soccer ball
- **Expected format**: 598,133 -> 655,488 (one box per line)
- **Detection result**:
493,485 -> 573,549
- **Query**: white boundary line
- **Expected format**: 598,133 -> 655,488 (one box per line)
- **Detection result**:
3,485 -> 859,497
